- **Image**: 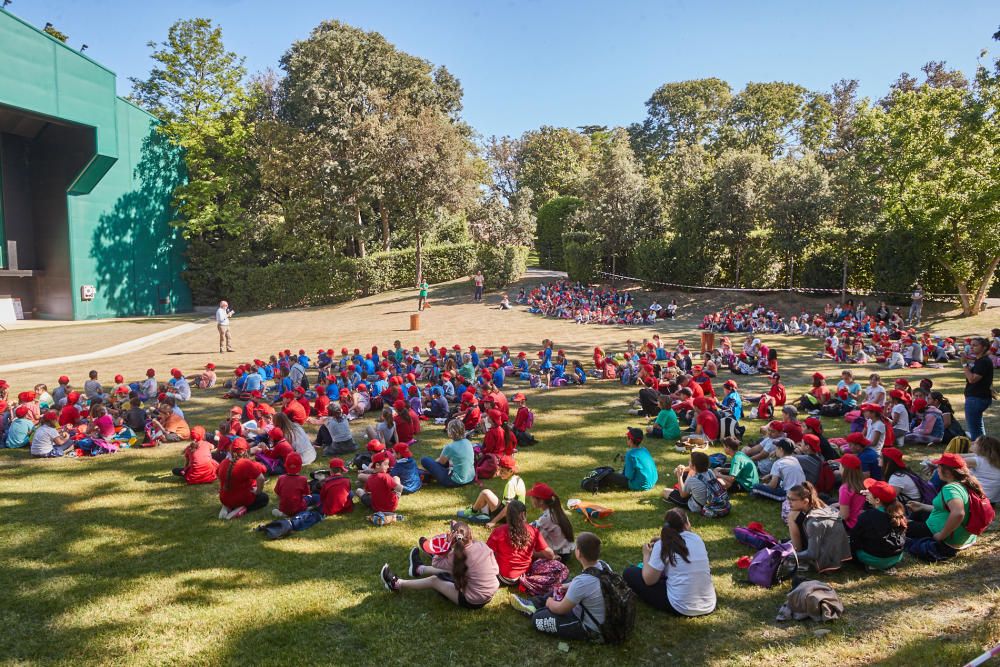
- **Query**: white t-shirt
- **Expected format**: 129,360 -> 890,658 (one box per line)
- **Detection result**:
890,404 -> 909,433
887,471 -> 921,503
649,532 -> 716,616
969,455 -> 1000,502
865,385 -> 886,405
866,418 -> 888,453
287,422 -> 316,465
535,510 -> 574,555
30,425 -> 60,456
771,457 -> 806,491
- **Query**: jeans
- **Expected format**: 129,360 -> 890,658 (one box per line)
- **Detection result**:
420,457 -> 463,487
908,303 -> 922,323
474,286 -> 483,302
965,396 -> 992,441
750,483 -> 787,501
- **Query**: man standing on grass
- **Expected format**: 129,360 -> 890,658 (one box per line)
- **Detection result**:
473,270 -> 485,303
216,300 -> 235,353
908,283 -> 924,325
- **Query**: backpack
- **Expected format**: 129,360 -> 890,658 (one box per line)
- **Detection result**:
816,461 -> 837,494
517,558 -> 570,596
756,397 -> 773,421
475,453 -> 499,480
747,541 -> 798,588
965,490 -> 997,535
733,523 -> 779,551
707,453 -> 728,469
580,466 -> 615,493
696,474 -> 731,518
898,469 -> 938,505
580,566 -> 636,645
945,436 -> 972,454
351,453 -> 373,470
522,409 -> 535,430
719,415 -> 745,441
256,519 -> 294,540
567,499 -> 615,527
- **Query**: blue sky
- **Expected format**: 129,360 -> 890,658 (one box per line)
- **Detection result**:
7,1 -> 997,139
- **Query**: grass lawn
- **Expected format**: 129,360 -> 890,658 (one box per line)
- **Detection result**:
0,275 -> 998,666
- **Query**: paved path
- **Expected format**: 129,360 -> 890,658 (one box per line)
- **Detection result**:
0,320 -> 210,373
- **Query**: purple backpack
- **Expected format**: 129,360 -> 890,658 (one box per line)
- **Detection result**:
518,558 -> 570,596
733,524 -> 778,551
747,542 -> 797,588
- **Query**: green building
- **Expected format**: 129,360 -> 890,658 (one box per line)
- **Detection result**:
0,10 -> 190,320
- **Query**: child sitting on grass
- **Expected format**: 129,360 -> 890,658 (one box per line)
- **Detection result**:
647,395 -> 681,440
527,482 -> 575,562
172,426 -> 218,484
319,458 -> 353,515
391,442 -> 422,494
714,436 -> 759,492
354,451 -> 403,513
217,438 -> 269,520
457,454 -> 524,526
273,453 -> 318,518
602,428 -> 659,491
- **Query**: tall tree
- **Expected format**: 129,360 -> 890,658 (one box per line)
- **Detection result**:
767,155 -> 833,286
723,82 -> 832,158
710,150 -> 772,287
129,18 -> 256,244
629,78 -> 732,170
855,60 -> 1000,315
573,129 -> 661,275
483,135 -> 521,204
516,126 -> 591,210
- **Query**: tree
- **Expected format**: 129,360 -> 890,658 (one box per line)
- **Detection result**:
629,78 -> 732,171
516,126 -> 591,210
467,187 -> 536,248
483,135 -> 520,204
855,59 -> 1000,315
534,195 -> 583,268
723,82 -> 832,158
710,150 -> 772,287
573,129 -> 662,276
766,155 -> 833,286
385,107 -> 481,284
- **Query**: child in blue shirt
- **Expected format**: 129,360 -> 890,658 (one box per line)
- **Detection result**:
603,428 -> 658,491
391,442 -> 422,494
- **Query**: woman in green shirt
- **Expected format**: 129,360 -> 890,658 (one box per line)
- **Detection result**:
905,453 -> 983,561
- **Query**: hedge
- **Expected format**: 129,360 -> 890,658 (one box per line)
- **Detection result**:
535,196 -> 583,269
475,245 -> 529,289
187,242 -> 476,311
562,231 -> 602,284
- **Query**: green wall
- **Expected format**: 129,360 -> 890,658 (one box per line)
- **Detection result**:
0,9 -> 191,319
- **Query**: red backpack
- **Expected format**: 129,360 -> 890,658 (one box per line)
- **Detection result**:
965,489 -> 997,535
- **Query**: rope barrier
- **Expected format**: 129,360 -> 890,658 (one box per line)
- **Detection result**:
592,271 -> 966,301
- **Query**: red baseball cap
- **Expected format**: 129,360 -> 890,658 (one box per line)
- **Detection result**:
930,453 -> 967,470
839,453 -> 861,470
328,458 -> 347,472
393,443 -> 412,459
882,447 -> 905,468
372,451 -> 389,464
14,405 -> 29,418
513,393 -> 526,401
526,482 -> 555,501
284,453 -> 303,475
268,428 -> 284,441
146,369 -> 156,377
367,439 -> 386,453
804,416 -> 822,433
190,425 -> 206,441
802,434 -> 821,453
863,478 -> 897,504
498,454 -> 517,470
58,375 -> 70,384
281,391 -> 295,400
846,432 -> 871,447
767,420 -> 783,432
911,398 -> 928,412
230,437 -> 249,454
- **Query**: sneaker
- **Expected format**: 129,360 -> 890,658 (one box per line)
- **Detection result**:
626,408 -> 641,416
456,507 -> 478,519
272,509 -> 287,518
408,547 -> 423,577
380,563 -> 400,592
510,594 -> 538,616
226,506 -> 247,520
218,507 -> 229,520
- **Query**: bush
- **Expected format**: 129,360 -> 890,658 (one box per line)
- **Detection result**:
475,245 -> 529,288
535,196 -> 583,269
356,243 -> 475,295
631,238 -> 676,284
562,231 -> 602,284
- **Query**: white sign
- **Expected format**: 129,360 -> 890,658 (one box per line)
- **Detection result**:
80,285 -> 96,301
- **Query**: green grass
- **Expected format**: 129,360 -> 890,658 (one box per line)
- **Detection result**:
0,305 -> 998,665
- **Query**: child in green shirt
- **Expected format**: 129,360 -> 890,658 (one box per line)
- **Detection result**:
647,395 -> 681,440
714,436 -> 759,492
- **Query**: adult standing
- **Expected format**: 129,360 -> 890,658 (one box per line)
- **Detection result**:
473,270 -> 485,303
963,336 -> 994,440
216,300 -> 235,353
908,284 -> 924,325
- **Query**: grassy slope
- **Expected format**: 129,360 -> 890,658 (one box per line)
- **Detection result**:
0,277 -> 998,666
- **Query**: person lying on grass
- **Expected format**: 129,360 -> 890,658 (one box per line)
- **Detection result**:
458,454 -> 524,526
381,521 -> 500,610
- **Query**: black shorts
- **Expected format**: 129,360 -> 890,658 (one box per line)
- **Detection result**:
490,502 -> 506,520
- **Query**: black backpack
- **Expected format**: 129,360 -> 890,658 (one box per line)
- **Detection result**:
580,566 -> 636,644
581,466 -> 615,493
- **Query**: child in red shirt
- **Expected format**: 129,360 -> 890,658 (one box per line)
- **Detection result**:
273,453 -> 317,517
512,393 -> 537,447
255,428 -> 294,475
281,392 -> 307,425
354,452 -> 402,513
320,458 -> 354,515
173,425 -> 218,485
217,439 -> 269,520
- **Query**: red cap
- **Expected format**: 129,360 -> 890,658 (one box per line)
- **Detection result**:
115,386 -> 129,395
230,437 -> 249,454
889,389 -> 905,400
839,453 -> 862,469
372,451 -> 389,464
846,432 -> 871,447
328,458 -> 347,472
146,369 -> 156,377
804,416 -> 822,433
894,378 -> 909,386
498,454 -> 517,470
230,406 -> 243,414
58,375 -> 70,384
812,372 -> 825,380
782,422 -> 803,443
487,409 -> 502,424
15,405 -> 29,418
724,379 -> 737,390
171,368 -> 182,378
367,439 -> 386,453
67,391 -> 79,403
393,399 -> 406,411
281,391 -> 295,400
526,482 -> 555,501
911,398 -> 928,412
930,453 -> 967,469
268,428 -> 284,441
767,420 -> 783,432
863,478 -> 897,504
42,409 -> 59,421
157,393 -> 167,402
393,442 -> 412,458
861,403 -> 883,415
803,434 -> 821,453
284,453 -> 303,475
513,393 -> 526,401
190,425 -> 206,441
114,374 -> 124,383
882,447 -> 905,468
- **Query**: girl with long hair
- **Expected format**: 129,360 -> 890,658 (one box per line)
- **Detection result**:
837,459 -> 867,530
850,480 -> 907,571
623,508 -> 716,616
906,453 -> 989,561
526,483 -> 575,561
485,500 -> 555,584
380,521 -> 500,610
217,438 -> 269,520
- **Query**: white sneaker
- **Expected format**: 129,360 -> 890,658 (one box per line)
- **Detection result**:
218,507 -> 229,520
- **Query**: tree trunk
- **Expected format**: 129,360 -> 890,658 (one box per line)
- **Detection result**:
734,247 -> 742,289
789,254 -> 794,289
841,257 -> 848,305
969,254 -> 1000,316
957,280 -> 972,316
379,197 -> 390,251
415,225 -> 422,288
355,203 -> 366,258
611,254 -> 616,282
